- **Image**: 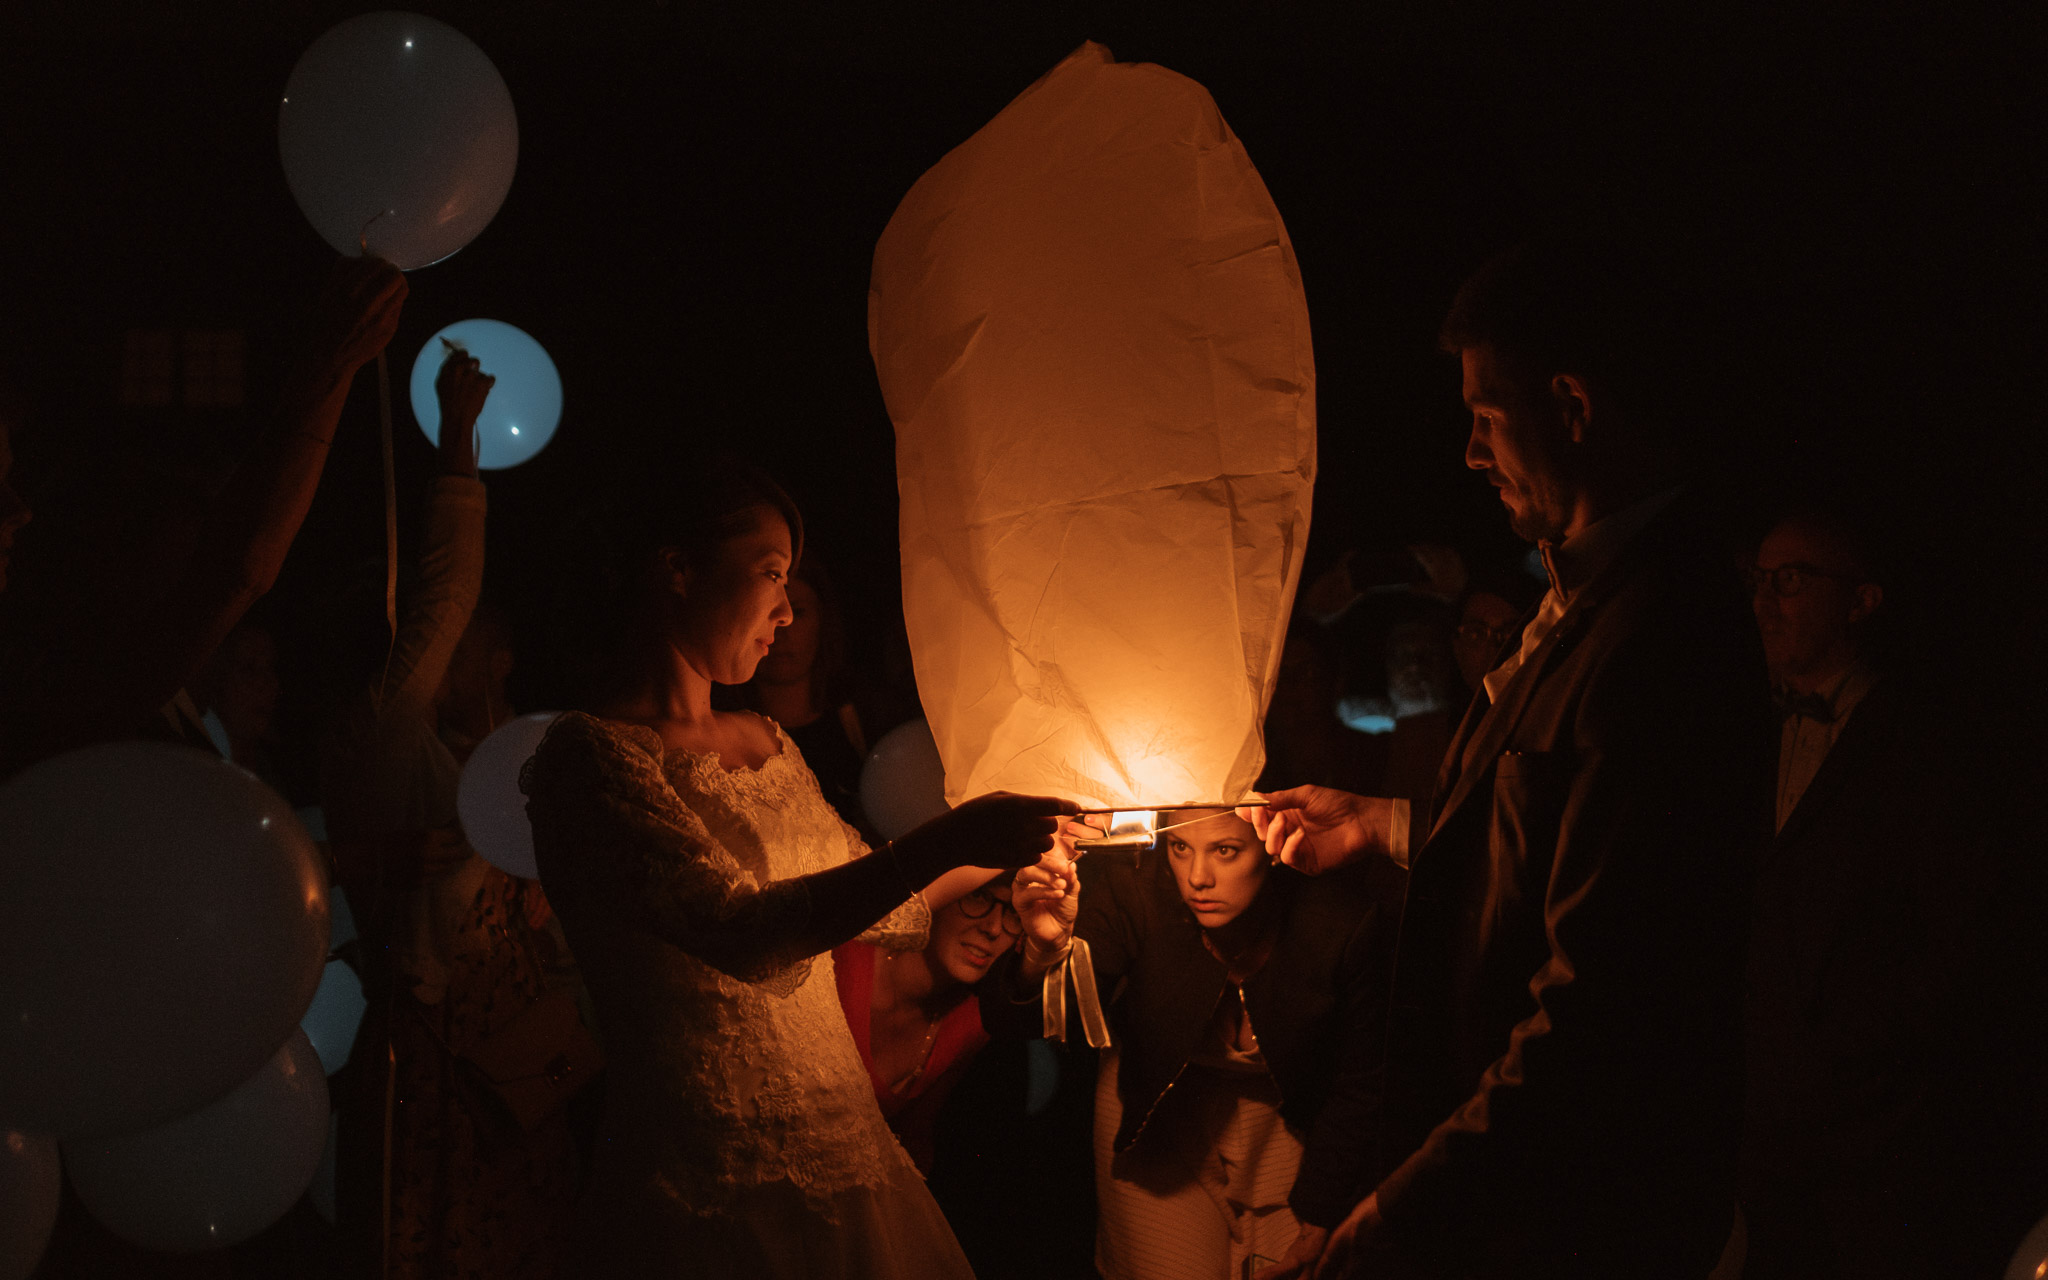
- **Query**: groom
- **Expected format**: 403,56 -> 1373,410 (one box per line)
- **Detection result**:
1249,240 -> 1774,1279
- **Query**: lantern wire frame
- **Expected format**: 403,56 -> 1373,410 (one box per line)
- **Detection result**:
1068,801 -> 1271,850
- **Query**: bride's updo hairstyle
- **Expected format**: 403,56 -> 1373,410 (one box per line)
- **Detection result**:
637,453 -> 804,586
544,452 -> 804,703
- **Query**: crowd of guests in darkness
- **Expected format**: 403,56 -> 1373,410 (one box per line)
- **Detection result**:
2,234 -> 2044,1280
1263,542 -> 1542,819
316,349 -> 588,1280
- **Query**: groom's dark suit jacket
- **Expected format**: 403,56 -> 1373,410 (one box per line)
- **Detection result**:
1372,495 -> 1774,1279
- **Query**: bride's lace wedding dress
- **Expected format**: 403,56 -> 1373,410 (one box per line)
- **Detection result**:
523,711 -> 975,1277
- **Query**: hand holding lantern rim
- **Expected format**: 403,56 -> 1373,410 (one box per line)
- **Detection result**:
1067,803 -> 1272,849
889,790 -> 1078,884
1250,1223 -> 1332,1280
1011,820 -> 1087,976
1239,788 -> 1399,876
1307,1192 -> 1393,1279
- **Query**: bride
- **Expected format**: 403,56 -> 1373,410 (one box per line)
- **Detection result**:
522,458 -> 1072,1277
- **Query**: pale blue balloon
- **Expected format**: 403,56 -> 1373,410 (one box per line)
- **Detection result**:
409,319 -> 562,469
326,883 -> 356,951
299,961 -> 366,1075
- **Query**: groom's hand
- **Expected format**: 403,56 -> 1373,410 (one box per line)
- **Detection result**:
1239,787 -> 1393,875
1252,1223 -> 1328,1279
1312,1194 -> 1389,1279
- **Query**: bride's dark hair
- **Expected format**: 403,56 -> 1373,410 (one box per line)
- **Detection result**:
645,454 -> 804,577
540,452 -> 804,705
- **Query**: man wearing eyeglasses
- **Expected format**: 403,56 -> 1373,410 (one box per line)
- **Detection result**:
1739,509 -> 2029,1276
1749,515 -> 1884,831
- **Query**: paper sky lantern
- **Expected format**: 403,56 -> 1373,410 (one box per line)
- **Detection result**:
410,321 -> 562,470
870,43 -> 1315,813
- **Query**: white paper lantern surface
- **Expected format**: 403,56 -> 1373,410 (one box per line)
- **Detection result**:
871,43 -> 1315,810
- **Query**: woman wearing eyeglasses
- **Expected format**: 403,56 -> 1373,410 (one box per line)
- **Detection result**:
832,875 -> 1020,1172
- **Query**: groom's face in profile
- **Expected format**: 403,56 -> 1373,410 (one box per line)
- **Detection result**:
1461,345 -> 1576,544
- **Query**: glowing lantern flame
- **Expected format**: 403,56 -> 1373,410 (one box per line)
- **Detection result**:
1092,811 -> 1160,847
871,43 -> 1314,811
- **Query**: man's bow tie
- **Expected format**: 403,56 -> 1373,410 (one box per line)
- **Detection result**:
1776,689 -> 1836,723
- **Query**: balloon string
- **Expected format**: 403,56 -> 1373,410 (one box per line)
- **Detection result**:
376,350 -> 398,700
357,208 -> 395,257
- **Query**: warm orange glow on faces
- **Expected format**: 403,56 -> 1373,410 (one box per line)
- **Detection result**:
930,879 -> 1019,986
1163,811 -> 1268,928
669,511 -> 794,687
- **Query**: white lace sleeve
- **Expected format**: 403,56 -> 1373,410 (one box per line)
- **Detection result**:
522,712 -> 815,988
837,818 -> 930,952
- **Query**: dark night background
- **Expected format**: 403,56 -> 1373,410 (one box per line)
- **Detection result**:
2,1 -> 2043,765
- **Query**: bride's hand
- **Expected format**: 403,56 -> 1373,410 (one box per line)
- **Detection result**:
893,791 -> 1079,880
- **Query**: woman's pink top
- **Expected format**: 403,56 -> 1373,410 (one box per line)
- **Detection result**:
832,939 -> 991,1174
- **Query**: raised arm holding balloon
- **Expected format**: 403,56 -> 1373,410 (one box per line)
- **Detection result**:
432,346 -> 492,478
318,336 -> 495,896
0,256 -> 404,777
317,341 -> 603,1280
0,14 -> 524,1273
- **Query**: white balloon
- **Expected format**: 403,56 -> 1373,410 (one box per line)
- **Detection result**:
279,12 -> 517,270
300,960 -> 367,1075
64,1030 -> 329,1254
859,719 -> 950,841
2007,1210 -> 2048,1280
410,320 -> 564,469
0,744 -> 329,1139
457,713 -> 561,879
0,1131 -> 60,1280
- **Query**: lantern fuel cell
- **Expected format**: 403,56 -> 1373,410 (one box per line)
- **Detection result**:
1074,811 -> 1158,849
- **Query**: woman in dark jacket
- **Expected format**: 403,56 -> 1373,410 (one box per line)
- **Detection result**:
993,810 -> 1404,1280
